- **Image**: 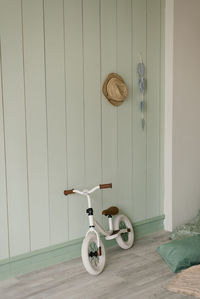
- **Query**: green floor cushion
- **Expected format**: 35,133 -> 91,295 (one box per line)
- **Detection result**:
157,235 -> 200,273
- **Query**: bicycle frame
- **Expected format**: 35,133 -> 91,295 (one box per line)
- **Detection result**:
72,185 -> 129,253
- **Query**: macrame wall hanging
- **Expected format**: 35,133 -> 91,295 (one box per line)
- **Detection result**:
137,55 -> 146,129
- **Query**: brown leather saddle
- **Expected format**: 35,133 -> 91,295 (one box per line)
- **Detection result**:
102,206 -> 119,216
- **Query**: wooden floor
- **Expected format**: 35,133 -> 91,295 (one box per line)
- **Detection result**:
0,231 -> 194,299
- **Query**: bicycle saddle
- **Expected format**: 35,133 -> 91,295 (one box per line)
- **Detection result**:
102,206 -> 119,216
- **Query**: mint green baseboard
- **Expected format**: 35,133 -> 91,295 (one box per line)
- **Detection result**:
0,215 -> 164,280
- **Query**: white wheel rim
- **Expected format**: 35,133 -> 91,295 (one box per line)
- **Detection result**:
82,234 -> 106,275
118,215 -> 134,247
119,220 -> 129,242
87,238 -> 104,272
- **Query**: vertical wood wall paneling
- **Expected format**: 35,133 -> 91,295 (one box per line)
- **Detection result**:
116,0 -> 132,218
0,0 -> 164,260
83,0 -> 102,223
160,0 -> 165,215
0,45 -> 9,260
44,0 -> 68,245
132,0 -> 147,222
64,0 -> 87,240
146,0 -> 161,218
0,0 -> 30,257
101,0 -> 118,227
22,0 -> 50,250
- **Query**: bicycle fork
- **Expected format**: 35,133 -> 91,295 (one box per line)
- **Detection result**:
86,194 -> 102,256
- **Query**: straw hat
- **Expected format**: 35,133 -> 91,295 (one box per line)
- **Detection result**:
102,73 -> 128,106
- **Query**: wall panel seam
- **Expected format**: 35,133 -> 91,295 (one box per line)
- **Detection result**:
159,0 -> 162,215
145,0 -> 148,219
21,0 -> 31,252
81,0 -> 86,187
0,40 -> 10,258
62,0 -> 69,241
42,0 -> 51,246
116,0 -> 119,201
131,0 -> 134,214
99,0 -> 103,216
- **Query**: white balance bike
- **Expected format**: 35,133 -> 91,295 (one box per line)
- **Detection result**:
64,183 -> 134,275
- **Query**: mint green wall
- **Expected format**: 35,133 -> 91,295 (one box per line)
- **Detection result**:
0,0 -> 164,261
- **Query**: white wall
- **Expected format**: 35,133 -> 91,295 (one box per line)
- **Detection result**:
0,0 -> 164,260
165,0 -> 200,229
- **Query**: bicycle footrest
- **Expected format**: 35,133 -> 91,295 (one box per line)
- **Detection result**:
105,231 -> 120,240
105,228 -> 131,240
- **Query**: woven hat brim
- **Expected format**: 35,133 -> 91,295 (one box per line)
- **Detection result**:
102,73 -> 125,101
108,99 -> 124,106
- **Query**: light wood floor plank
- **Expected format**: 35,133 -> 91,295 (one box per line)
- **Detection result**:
0,232 -> 194,298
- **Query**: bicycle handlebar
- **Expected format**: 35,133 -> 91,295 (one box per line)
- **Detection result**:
99,183 -> 112,189
64,189 -> 74,196
64,183 -> 112,196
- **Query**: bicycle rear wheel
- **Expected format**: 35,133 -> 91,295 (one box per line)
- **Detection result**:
114,214 -> 134,249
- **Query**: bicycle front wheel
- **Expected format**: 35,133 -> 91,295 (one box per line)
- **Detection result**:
81,233 -> 106,275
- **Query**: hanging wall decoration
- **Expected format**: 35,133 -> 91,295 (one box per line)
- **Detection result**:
137,56 -> 146,129
102,73 -> 128,106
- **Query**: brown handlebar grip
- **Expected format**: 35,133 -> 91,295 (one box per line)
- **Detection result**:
64,189 -> 74,196
99,183 -> 112,189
